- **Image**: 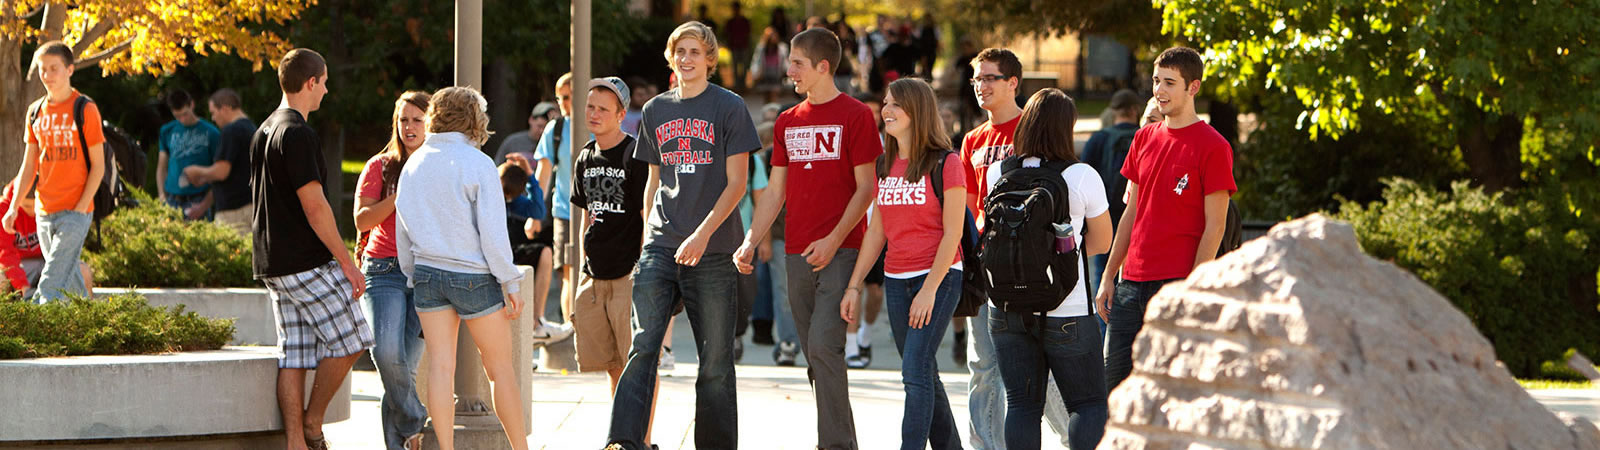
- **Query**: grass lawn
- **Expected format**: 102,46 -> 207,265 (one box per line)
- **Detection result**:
1517,379 -> 1597,390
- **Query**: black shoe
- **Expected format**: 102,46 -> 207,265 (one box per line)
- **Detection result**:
952,330 -> 968,366
775,341 -> 798,366
752,319 -> 775,345
860,342 -> 873,361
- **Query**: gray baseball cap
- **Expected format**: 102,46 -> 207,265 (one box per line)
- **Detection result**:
587,77 -> 631,109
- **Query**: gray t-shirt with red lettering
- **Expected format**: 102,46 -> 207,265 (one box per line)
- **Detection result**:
631,83 -> 761,254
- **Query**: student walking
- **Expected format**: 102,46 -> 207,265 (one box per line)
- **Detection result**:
248,48 -> 373,450
183,89 -> 256,235
737,27 -> 880,450
1098,47 -> 1237,392
6,41 -> 107,303
157,89 -> 220,221
605,21 -> 760,450
840,78 -> 963,450
393,86 -> 528,450
984,89 -> 1112,450
352,91 -> 431,450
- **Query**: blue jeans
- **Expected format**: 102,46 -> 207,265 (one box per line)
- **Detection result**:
991,310 -> 1107,450
885,270 -> 963,450
34,210 -> 91,303
1103,278 -> 1180,391
359,257 -> 426,449
165,192 -> 214,221
966,304 -> 1005,449
609,246 -> 739,449
1089,254 -> 1109,336
751,239 -> 798,343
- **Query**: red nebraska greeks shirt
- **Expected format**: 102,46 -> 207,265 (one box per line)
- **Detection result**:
771,94 -> 883,254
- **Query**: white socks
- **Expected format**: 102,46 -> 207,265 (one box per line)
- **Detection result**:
845,332 -> 860,358
856,320 -> 872,348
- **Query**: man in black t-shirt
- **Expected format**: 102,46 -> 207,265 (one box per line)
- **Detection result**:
185,88 -> 255,235
570,77 -> 650,398
249,48 -> 373,449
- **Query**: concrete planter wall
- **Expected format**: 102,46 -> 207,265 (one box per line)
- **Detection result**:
94,288 -> 276,346
0,347 -> 349,446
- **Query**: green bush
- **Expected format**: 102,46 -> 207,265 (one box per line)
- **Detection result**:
1334,179 -> 1600,376
85,192 -> 254,287
0,292 -> 235,359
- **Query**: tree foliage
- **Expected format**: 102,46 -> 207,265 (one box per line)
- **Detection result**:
938,0 -> 1162,46
2,0 -> 310,75
1160,0 -> 1600,193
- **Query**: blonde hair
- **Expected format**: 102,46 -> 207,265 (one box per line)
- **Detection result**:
426,87 -> 493,147
664,21 -> 720,72
556,72 -> 574,89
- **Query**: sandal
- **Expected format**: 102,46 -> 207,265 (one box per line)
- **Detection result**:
404,432 -> 424,450
305,434 -> 329,450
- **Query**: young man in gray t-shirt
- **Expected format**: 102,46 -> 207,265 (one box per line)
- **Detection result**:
605,21 -> 760,450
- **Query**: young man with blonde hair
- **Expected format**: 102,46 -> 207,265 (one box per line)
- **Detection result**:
606,21 -> 760,450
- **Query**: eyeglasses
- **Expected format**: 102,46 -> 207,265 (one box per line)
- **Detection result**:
969,74 -> 1009,86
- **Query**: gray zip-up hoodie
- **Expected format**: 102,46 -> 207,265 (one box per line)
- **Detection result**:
394,132 -> 522,293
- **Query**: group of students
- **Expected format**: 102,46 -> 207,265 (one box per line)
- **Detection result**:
17,16 -> 1233,450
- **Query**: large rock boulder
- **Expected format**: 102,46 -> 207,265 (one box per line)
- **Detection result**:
1102,214 -> 1600,449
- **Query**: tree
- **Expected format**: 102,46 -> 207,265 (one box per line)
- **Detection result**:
1160,0 -> 1600,193
1,0 -> 312,178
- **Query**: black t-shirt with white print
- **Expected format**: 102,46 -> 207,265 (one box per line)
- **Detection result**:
571,135 -> 647,280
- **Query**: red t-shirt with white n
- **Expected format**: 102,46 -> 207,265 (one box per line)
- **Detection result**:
878,152 -> 965,277
1120,121 -> 1236,282
959,116 -> 1018,228
771,94 -> 883,254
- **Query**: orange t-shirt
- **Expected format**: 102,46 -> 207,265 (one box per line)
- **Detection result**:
24,90 -> 104,215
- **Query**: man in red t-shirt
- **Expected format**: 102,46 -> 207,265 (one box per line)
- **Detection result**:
1096,47 -> 1237,391
735,28 -> 881,449
957,47 -> 1073,448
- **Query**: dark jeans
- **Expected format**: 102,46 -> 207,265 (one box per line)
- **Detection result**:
991,310 -> 1107,450
884,270 -> 964,450
1102,277 -> 1181,391
608,246 -> 739,449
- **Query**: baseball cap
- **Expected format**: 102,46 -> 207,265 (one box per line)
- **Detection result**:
587,77 -> 631,109
531,101 -> 558,118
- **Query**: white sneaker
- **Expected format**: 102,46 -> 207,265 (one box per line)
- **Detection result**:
530,321 -> 575,347
775,342 -> 798,366
658,347 -> 676,372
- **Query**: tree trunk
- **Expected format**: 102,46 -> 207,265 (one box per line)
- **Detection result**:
1,38 -> 46,183
1456,110 -> 1525,193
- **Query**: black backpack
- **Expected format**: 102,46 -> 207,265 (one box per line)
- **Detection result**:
979,157 -> 1086,313
1092,125 -> 1137,225
1218,199 -> 1243,257
926,150 -> 988,318
26,94 -> 120,223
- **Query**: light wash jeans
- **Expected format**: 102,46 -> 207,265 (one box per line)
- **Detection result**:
359,257 -> 426,449
34,210 -> 91,303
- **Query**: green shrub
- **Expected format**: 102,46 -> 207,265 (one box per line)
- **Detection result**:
85,191 -> 253,287
1334,179 -> 1600,376
0,292 -> 235,359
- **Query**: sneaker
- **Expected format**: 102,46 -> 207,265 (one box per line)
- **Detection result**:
859,342 -> 873,361
531,321 -> 575,347
846,354 -> 871,369
775,341 -> 798,366
659,347 -> 676,372
531,357 -> 541,372
952,330 -> 968,366
733,337 -> 745,362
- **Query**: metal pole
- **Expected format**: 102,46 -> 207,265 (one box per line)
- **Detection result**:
569,0 -> 591,319
452,0 -> 496,427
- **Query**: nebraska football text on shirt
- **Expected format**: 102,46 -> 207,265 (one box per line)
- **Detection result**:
877,175 -> 929,206
783,125 -> 844,163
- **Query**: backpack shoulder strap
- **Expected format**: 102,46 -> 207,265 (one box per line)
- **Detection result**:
74,95 -> 92,172
930,150 -> 951,204
552,116 -> 566,166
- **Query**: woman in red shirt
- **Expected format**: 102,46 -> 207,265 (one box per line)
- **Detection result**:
352,90 -> 430,450
840,78 -> 966,450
